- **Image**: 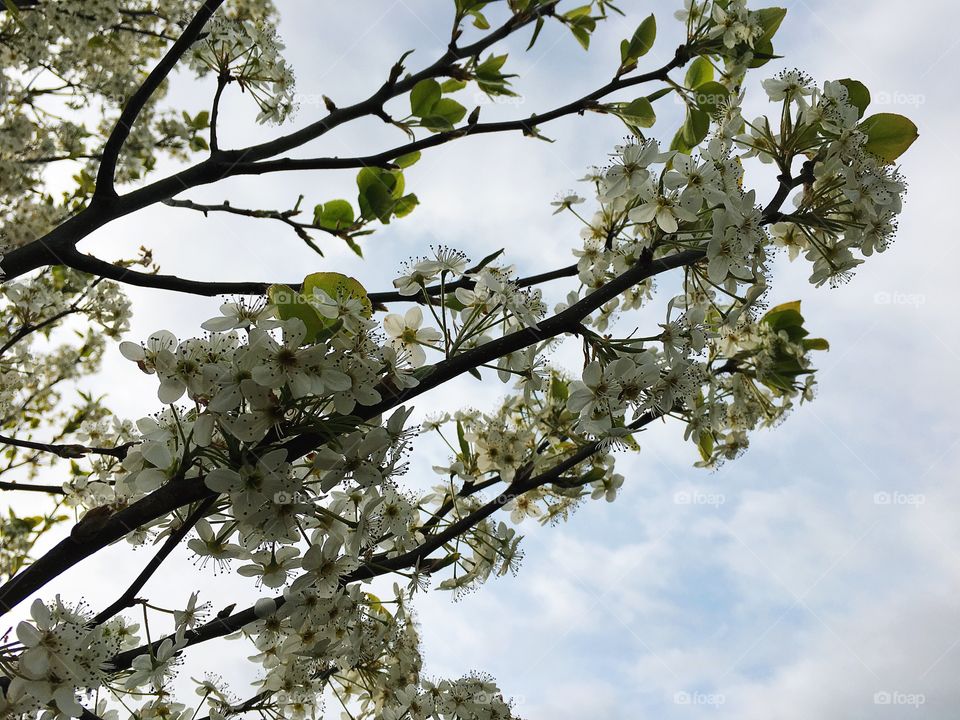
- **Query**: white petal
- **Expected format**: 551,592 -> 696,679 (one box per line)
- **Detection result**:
383,314 -> 404,338
118,341 -> 145,362
404,305 -> 423,328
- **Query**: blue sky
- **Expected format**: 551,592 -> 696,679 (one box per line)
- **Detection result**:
10,1 -> 960,718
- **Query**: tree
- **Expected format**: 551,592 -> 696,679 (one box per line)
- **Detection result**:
0,1 -> 917,718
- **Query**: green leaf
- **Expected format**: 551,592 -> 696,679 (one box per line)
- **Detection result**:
692,81 -> 730,116
315,199 -> 354,230
410,79 -> 442,117
755,7 -> 787,42
420,97 -> 466,131
550,375 -> 569,403
471,247 -> 504,272
440,79 -> 467,93
647,87 -> 673,103
762,300 -> 809,343
475,53 -> 517,96
527,16 -> 545,50
469,10 -> 489,29
302,272 -> 372,318
670,127 -> 692,155
1,0 -> 24,23
763,300 -> 803,330
476,53 -> 508,76
681,107 -> 710,147
838,79 -> 870,118
619,97 -> 656,128
747,38 -> 776,68
456,420 -> 471,460
859,113 -> 918,163
766,300 -> 802,315
344,236 -> 364,258
563,5 -> 596,50
697,431 -> 715,462
569,23 -> 592,50
685,57 -> 714,89
626,14 -> 656,60
802,337 -> 830,351
357,167 -> 403,222
393,151 -> 421,168
392,193 -> 419,219
268,284 -> 327,341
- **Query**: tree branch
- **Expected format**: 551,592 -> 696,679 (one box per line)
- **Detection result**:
0,475 -> 212,613
232,50 -> 688,177
0,433 -> 134,460
0,247 -> 698,618
0,480 -> 65,494
0,29 -> 687,284
225,2 -> 562,166
108,411 -> 659,671
163,197 -> 344,255
53,243 -> 577,303
94,0 -> 224,197
90,496 -> 217,626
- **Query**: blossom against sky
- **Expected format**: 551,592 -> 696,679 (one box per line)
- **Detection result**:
15,1 -> 956,718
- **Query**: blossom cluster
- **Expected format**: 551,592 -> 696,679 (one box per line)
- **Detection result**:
0,1 -> 914,718
187,15 -> 296,124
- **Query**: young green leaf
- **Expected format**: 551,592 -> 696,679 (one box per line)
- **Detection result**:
619,97 -> 656,128
314,200 -> 355,230
685,57 -> 714,89
410,79 -> 442,117
302,272 -> 372,318
838,79 -> 870,118
268,284 -> 327,340
859,113 -> 919,163
626,13 -> 656,60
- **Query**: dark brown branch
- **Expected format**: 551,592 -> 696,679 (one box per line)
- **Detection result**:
208,73 -> 229,153
373,262 -> 579,305
284,248 -> 706,464
0,433 -> 134,460
0,24 -> 685,283
54,244 -> 577,303
91,496 -> 217,625
109,411 -> 658,671
227,2 -> 563,166
163,197 -> 344,254
0,307 -> 79,356
0,480 -> 65,494
233,52 -> 687,177
56,249 -> 293,296
0,245 -> 699,618
2,154 -> 817,617
94,0 -> 225,197
0,474 -> 212,613
195,691 -> 272,720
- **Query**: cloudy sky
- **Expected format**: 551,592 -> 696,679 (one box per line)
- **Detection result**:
8,0 -> 960,718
